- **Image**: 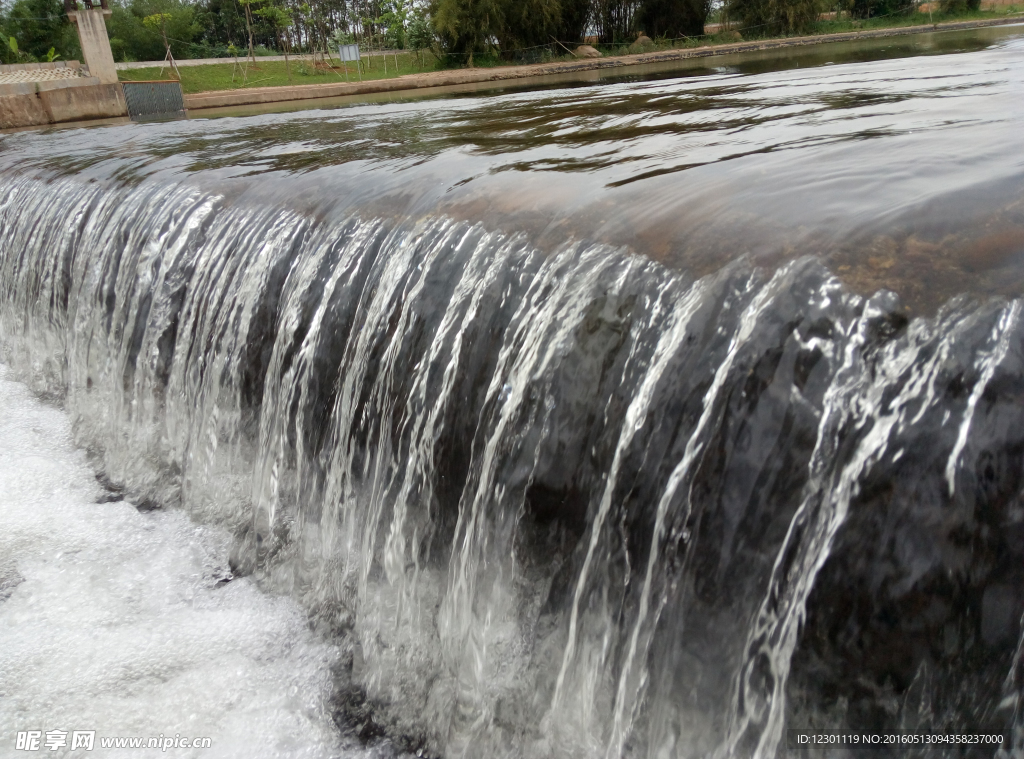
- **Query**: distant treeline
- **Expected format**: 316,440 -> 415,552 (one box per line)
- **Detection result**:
0,0 -> 983,67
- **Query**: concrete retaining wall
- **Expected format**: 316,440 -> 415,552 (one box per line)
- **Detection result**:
0,81 -> 127,130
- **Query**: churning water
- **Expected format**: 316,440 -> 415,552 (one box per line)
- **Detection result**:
0,364 -> 355,759
2,23 -> 1024,759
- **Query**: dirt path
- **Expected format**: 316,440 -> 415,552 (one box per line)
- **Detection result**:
183,16 -> 1024,111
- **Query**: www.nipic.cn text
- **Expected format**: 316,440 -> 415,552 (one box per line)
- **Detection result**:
15,730 -> 213,751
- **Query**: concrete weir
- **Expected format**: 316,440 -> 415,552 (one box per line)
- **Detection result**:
0,8 -> 127,130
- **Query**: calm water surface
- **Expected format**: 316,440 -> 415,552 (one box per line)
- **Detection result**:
4,24 -> 1023,312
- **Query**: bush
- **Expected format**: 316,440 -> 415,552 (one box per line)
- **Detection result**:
0,0 -> 80,63
429,0 -> 561,58
429,0 -> 710,57
939,0 -> 981,12
107,0 -> 201,61
727,0 -> 823,35
848,0 -> 915,19
405,8 -> 433,49
637,0 -> 710,37
428,0 -> 561,57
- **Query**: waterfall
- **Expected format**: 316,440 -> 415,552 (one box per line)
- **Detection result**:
3,169 -> 1023,758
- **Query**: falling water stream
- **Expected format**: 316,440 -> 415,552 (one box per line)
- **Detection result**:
2,23 -> 1024,759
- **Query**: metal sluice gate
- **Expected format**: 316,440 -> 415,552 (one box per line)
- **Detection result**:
121,81 -> 187,122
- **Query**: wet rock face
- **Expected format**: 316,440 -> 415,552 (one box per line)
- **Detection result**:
787,303 -> 1024,738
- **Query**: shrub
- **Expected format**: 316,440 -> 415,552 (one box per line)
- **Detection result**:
637,0 -> 710,37
727,0 -> 824,35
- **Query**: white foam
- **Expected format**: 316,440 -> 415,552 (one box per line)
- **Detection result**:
0,365 -> 369,759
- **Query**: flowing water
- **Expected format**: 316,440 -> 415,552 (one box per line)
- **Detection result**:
0,364 -> 354,759
2,23 -> 1024,759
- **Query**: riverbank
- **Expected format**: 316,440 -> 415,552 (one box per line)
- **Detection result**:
169,14 -> 1023,111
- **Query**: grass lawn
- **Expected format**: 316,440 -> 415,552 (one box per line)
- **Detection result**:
118,51 -> 444,94
119,7 -> 1023,94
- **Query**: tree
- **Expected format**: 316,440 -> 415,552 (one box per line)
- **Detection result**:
107,0 -> 200,62
406,7 -> 432,49
498,0 -> 560,49
255,1 -> 293,76
429,0 -> 500,59
726,0 -> 823,35
238,0 -> 261,61
193,0 -> 247,54
637,0 -> 709,37
0,0 -> 80,63
143,12 -> 182,76
555,0 -> 590,43
406,6 -> 433,66
592,0 -> 642,43
429,0 -> 563,59
298,0 -> 335,60
939,0 -> 981,11
376,0 -> 409,48
848,0 -> 914,18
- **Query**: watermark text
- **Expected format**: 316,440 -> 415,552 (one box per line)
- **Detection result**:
15,730 -> 212,751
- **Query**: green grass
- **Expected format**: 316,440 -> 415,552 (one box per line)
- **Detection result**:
118,51 -> 444,94
119,6 -> 1023,94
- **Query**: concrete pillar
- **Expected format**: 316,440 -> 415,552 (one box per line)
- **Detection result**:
67,8 -> 118,85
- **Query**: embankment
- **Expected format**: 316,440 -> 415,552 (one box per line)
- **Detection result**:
184,15 -> 1023,111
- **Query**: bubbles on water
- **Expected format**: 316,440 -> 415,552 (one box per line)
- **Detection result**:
0,364 -> 395,759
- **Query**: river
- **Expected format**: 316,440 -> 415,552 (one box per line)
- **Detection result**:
1,23 -> 1023,759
